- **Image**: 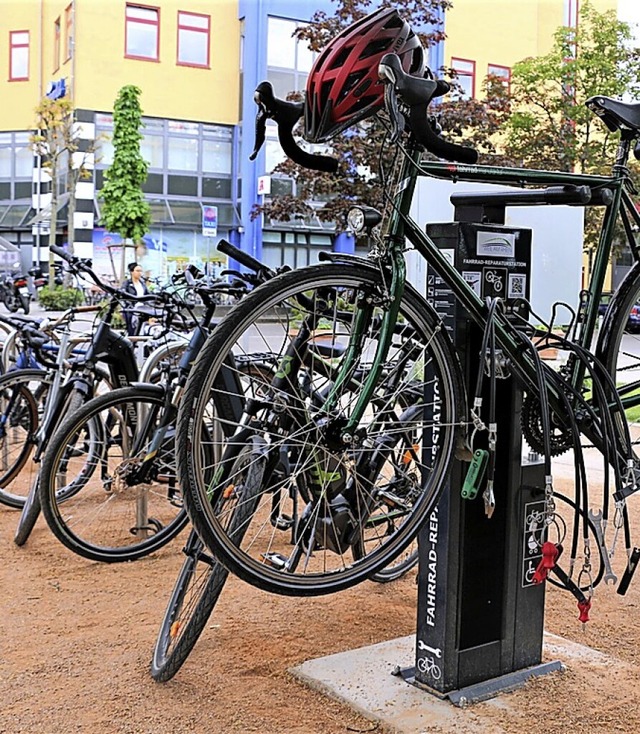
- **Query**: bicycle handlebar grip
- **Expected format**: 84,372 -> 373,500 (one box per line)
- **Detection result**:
50,244 -> 73,262
408,104 -> 478,164
217,238 -> 265,273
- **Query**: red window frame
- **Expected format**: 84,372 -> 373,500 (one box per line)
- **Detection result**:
487,64 -> 511,93
54,16 -> 61,71
176,10 -> 210,68
9,30 -> 30,81
451,57 -> 476,98
125,3 -> 160,62
64,4 -> 72,61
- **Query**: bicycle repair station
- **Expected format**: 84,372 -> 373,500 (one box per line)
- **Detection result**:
291,178 -> 637,729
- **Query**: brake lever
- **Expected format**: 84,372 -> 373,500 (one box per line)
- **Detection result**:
249,98 -> 268,161
379,59 -> 404,143
383,83 -> 404,143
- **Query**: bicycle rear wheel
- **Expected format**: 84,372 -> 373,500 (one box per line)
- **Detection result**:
600,264 -> 640,457
39,385 -> 188,562
178,262 -> 463,596
0,369 -> 49,509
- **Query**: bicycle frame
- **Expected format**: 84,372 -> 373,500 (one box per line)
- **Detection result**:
329,135 -> 640,467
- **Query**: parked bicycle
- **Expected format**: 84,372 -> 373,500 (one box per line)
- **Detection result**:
36,250 -> 257,563
8,246 -> 193,546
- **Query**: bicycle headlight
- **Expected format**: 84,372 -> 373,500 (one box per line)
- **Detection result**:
346,206 -> 382,234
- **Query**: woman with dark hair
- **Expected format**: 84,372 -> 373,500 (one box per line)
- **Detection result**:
122,262 -> 149,335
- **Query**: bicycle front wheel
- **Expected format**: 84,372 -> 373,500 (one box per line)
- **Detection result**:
178,262 -> 462,596
151,439 -> 264,681
39,385 -> 188,562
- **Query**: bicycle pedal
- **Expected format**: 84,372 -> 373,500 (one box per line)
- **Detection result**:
272,514 -> 293,530
376,489 -> 410,510
261,552 -> 290,570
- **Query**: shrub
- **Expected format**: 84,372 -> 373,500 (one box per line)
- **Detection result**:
37,285 -> 85,311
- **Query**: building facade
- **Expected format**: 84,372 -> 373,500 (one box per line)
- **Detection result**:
0,0 -> 622,276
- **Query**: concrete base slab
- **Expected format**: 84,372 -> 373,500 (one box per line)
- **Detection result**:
290,632 -> 619,734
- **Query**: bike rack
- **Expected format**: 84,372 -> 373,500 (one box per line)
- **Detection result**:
395,191 -> 583,705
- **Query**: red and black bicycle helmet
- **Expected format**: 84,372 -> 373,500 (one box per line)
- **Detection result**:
304,8 -> 425,143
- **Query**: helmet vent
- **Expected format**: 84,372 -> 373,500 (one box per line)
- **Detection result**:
320,80 -> 333,109
350,94 -> 378,115
383,15 -> 404,30
338,71 -> 366,102
361,37 -> 393,59
329,46 -> 352,70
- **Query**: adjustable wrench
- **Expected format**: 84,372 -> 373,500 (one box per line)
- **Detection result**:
417,640 -> 441,658
588,509 -> 618,585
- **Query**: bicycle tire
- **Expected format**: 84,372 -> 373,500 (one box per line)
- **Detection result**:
39,384 -> 189,562
0,369 -> 50,508
370,540 -> 419,583
151,441 -> 265,681
178,262 -> 463,597
14,389 -> 86,546
599,262 -> 640,456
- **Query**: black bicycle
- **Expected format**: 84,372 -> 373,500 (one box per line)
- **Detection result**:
36,247 -> 262,563
13,246 -> 192,547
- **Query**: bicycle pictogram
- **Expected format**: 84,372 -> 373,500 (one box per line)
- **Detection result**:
417,655 -> 442,680
484,269 -> 504,292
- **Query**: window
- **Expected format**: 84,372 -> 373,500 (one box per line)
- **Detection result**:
202,138 -> 231,174
487,64 -> 511,93
266,17 -> 315,97
451,58 -> 475,98
54,17 -> 61,71
177,11 -> 210,68
64,4 -> 73,61
141,133 -> 164,168
126,4 -> 160,61
168,137 -> 198,172
9,31 -> 29,81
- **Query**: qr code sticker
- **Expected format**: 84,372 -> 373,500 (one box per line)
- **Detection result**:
508,274 -> 526,299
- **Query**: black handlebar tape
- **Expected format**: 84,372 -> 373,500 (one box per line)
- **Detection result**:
217,238 -> 264,273
252,81 -> 338,173
434,79 -> 451,97
409,104 -> 478,164
277,125 -> 338,173
249,107 -> 267,161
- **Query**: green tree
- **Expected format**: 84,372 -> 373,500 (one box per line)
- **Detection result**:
99,85 -> 150,280
504,2 -> 640,173
31,97 -> 93,286
502,2 -> 640,268
254,0 -> 512,228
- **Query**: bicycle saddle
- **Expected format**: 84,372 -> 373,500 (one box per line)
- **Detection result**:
586,95 -> 640,133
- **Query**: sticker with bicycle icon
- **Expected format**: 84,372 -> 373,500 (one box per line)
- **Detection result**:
523,500 -> 547,587
416,640 -> 442,681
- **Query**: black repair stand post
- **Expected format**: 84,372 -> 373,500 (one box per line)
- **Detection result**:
402,191 -> 577,706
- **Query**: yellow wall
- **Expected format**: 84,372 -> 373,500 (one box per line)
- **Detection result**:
444,0 -> 619,94
0,0 -> 53,130
74,0 -> 239,123
0,0 -> 240,131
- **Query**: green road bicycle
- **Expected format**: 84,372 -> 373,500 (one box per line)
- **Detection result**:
175,54 -> 640,597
